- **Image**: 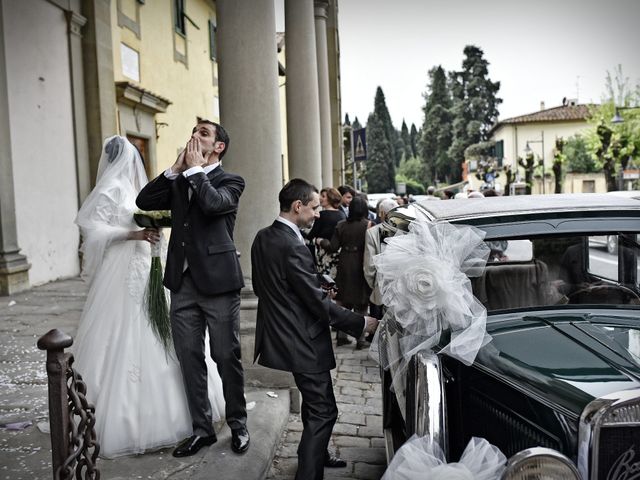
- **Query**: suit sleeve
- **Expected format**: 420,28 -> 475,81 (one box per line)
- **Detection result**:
186,173 -> 245,216
285,243 -> 364,338
136,173 -> 172,211
363,227 -> 377,290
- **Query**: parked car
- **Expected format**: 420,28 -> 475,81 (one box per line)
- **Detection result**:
379,193 -> 640,479
365,192 -> 396,211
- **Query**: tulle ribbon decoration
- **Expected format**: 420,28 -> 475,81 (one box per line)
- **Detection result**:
370,220 -> 491,386
382,435 -> 506,480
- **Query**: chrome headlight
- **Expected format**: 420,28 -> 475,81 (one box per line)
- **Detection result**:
501,447 -> 580,480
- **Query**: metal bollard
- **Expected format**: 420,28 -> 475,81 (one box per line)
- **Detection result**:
37,329 -> 100,480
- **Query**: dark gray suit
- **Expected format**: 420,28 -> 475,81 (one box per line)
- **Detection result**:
251,220 -> 364,480
137,167 -> 247,437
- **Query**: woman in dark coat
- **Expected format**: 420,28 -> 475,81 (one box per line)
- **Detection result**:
320,195 -> 371,348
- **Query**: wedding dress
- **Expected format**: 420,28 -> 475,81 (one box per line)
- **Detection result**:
73,136 -> 224,458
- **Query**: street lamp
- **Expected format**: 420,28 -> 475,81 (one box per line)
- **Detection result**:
611,106 -> 637,125
524,131 -> 545,194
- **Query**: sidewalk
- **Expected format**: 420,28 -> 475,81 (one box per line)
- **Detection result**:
0,277 -> 387,479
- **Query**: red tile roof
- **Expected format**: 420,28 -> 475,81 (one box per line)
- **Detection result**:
490,104 -> 595,135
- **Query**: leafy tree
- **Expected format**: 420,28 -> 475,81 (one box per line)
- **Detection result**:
448,46 -> 502,181
465,140 -> 500,188
518,152 -> 540,195
502,165 -> 517,196
564,135 -> 596,173
396,156 -> 423,184
395,174 -> 425,195
552,138 -> 566,194
410,123 -> 419,158
419,66 -> 452,184
584,66 -> 640,191
365,112 -> 395,192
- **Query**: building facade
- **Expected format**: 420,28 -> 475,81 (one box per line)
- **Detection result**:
0,0 -> 343,294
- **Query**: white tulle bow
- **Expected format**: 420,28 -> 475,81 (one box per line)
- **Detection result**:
382,435 -> 506,480
371,220 -> 491,371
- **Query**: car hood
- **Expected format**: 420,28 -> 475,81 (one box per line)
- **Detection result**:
475,308 -> 640,417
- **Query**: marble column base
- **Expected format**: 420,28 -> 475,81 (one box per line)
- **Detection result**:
0,251 -> 30,295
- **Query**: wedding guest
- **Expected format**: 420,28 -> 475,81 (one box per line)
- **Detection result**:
320,195 -> 372,349
251,178 -> 378,479
337,185 -> 355,217
74,136 -> 224,458
364,198 -> 399,320
307,187 -> 346,278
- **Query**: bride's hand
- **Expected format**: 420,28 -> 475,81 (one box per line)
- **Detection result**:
130,228 -> 160,244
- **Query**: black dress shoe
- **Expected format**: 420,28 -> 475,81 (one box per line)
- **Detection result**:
172,434 -> 217,457
231,427 -> 250,453
325,450 -> 347,468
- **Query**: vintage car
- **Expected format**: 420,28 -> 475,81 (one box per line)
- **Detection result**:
379,193 -> 640,479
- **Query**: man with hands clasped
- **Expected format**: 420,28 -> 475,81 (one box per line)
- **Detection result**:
136,120 -> 249,458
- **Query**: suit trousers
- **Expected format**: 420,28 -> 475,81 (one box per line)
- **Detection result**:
170,271 -> 247,437
293,370 -> 337,480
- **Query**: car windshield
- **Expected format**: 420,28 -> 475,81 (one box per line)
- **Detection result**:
471,232 -> 640,312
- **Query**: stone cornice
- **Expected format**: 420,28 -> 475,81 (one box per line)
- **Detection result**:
115,82 -> 172,114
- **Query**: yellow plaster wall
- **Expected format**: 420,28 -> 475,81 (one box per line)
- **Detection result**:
112,0 -> 219,174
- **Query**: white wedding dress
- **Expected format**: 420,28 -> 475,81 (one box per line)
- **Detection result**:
73,136 -> 224,458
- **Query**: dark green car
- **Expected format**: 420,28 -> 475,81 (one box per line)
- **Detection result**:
380,193 -> 640,479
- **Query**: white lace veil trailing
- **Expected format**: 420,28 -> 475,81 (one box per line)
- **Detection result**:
75,136 -> 149,283
370,220 -> 491,404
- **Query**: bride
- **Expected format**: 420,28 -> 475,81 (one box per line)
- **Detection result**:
73,136 -> 224,458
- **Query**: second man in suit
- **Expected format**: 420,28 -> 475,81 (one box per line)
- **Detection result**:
136,120 -> 249,457
251,178 -> 378,480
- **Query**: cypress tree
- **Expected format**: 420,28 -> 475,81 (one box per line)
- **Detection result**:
365,112 -> 395,192
419,66 -> 453,184
373,87 -> 401,167
448,46 -> 502,181
410,123 -> 419,158
400,120 -> 412,160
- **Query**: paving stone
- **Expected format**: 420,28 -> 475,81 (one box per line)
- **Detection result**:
335,394 -> 362,405
337,412 -> 365,425
357,426 -> 383,438
365,415 -> 383,429
333,423 -> 358,436
337,372 -> 362,381
370,437 -> 386,449
353,462 -> 387,480
336,379 -> 370,390
365,398 -> 382,409
333,436 -> 370,448
341,387 -> 366,397
339,403 -> 380,415
339,447 -> 386,465
337,364 -> 362,373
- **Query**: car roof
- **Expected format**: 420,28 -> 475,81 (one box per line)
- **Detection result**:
412,193 -> 640,224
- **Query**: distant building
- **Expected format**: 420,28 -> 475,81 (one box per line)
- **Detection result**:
0,0 -> 343,294
466,101 -> 604,194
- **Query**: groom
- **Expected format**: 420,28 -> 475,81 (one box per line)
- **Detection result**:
136,120 -> 249,457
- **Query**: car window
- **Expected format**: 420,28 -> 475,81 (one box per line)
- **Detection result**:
587,235 -> 618,281
472,233 -> 640,312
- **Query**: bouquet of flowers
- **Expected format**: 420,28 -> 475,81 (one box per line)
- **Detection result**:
134,210 -> 172,352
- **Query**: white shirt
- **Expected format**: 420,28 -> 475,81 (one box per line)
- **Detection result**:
275,216 -> 305,244
164,162 -> 220,180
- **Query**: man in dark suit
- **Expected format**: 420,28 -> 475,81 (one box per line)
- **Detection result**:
136,120 -> 249,457
251,178 -> 378,480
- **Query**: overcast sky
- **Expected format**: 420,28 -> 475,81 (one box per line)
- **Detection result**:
275,0 -> 640,129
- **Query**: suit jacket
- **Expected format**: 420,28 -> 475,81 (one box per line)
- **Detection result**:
136,167 -> 245,295
251,221 -> 365,373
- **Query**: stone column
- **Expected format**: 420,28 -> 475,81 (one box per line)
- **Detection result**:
65,9 -> 91,204
217,0 -> 282,277
81,0 -> 117,187
326,0 -> 344,186
284,0 -> 322,187
315,0 -> 332,188
0,1 -> 30,294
